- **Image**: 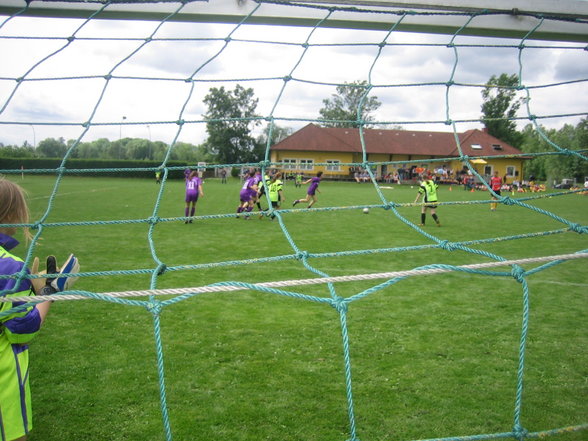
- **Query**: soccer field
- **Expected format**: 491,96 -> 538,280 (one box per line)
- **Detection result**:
9,175 -> 588,441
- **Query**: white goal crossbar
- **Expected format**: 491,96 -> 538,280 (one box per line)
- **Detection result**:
1,0 -> 587,42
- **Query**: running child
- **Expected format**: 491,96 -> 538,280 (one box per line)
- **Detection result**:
293,171 -> 322,208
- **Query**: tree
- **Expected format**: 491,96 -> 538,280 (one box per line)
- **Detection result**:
36,137 -> 67,158
481,73 -> 524,147
257,123 -> 293,147
203,85 -> 262,164
318,80 -> 382,128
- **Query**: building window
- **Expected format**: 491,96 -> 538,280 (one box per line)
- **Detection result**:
471,144 -> 482,150
282,158 -> 297,169
506,165 -> 516,177
492,144 -> 503,150
326,160 -> 341,171
299,159 -> 314,170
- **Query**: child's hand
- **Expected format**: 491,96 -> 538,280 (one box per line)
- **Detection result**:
33,255 -> 80,296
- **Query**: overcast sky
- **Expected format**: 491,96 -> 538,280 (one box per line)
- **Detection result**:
0,7 -> 587,148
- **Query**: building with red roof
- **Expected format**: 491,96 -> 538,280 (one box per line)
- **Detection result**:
270,123 -> 528,183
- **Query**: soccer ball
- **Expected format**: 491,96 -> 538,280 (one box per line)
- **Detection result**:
363,207 -> 369,214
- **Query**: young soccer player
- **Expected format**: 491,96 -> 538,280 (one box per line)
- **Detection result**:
489,171 -> 502,211
237,169 -> 258,218
295,172 -> 303,188
268,172 -> 285,219
414,174 -> 441,226
293,171 -> 322,208
0,178 -> 79,441
184,170 -> 204,223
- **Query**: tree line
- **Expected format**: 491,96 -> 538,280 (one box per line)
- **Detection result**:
1,76 -> 586,183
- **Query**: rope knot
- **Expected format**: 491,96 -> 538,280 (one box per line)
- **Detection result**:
511,264 -> 525,283
438,240 -> 456,251
258,160 -> 271,168
385,201 -> 397,210
148,216 -> 160,225
512,424 -> 528,440
156,263 -> 167,276
444,119 -> 453,125
146,301 -> 163,315
331,296 -> 348,313
501,196 -> 515,206
569,223 -> 586,234
296,251 -> 309,260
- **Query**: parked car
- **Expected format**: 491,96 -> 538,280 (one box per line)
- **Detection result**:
554,178 -> 575,189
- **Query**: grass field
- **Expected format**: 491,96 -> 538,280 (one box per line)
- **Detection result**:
6,174 -> 587,441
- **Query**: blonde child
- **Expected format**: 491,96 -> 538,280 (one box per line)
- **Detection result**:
0,178 -> 79,440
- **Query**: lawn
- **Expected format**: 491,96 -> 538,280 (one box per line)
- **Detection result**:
6,174 -> 587,441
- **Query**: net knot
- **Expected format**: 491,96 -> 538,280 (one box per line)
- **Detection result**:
501,196 -> 516,206
511,264 -> 525,283
569,223 -> 586,234
446,42 -> 455,48
296,251 -> 309,260
528,114 -> 536,121
283,75 -> 292,82
385,201 -> 397,210
301,42 -> 309,49
176,119 -> 185,126
438,240 -> 456,251
224,36 -> 231,43
148,216 -> 161,225
82,121 -> 90,128
444,119 -> 453,125
16,77 -> 23,83
156,263 -> 167,276
144,37 -> 152,43
378,42 -> 386,48
67,36 -> 75,43
331,296 -> 348,313
146,301 -> 163,315
103,74 -> 112,80
512,424 -> 528,440
446,80 -> 454,87
461,154 -> 469,161
258,160 -> 271,168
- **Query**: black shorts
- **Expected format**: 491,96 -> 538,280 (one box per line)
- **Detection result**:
493,190 -> 501,196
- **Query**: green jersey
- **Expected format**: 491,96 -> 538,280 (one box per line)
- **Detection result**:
419,179 -> 439,203
268,179 -> 283,202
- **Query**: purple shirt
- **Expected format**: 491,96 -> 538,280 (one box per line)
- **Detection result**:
307,176 -> 321,195
186,176 -> 201,195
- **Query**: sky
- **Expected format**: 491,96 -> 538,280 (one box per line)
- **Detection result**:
0,3 -> 587,148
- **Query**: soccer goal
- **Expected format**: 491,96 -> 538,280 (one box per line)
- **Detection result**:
0,1 -> 586,441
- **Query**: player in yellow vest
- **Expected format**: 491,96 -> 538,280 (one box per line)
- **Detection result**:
414,175 -> 441,227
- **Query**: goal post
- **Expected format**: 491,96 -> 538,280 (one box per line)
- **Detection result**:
1,0 -> 587,42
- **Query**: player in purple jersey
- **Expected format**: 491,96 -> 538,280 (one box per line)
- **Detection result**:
184,170 -> 204,223
293,171 -> 322,208
237,169 -> 258,218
